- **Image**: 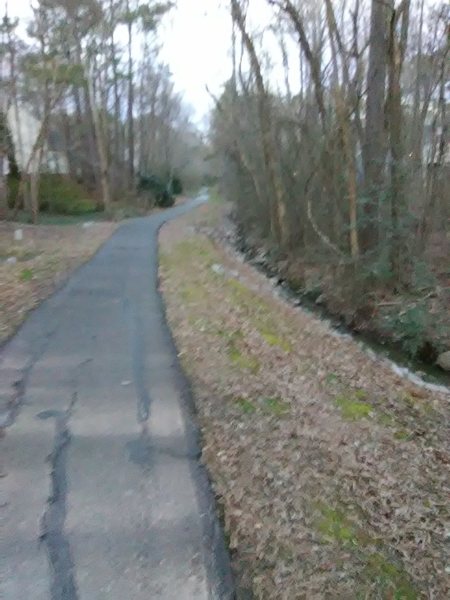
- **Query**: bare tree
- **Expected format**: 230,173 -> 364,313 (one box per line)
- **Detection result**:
231,0 -> 288,246
212,0 -> 449,343
362,0 -> 390,256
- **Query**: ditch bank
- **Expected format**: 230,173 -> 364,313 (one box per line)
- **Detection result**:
226,225 -> 450,390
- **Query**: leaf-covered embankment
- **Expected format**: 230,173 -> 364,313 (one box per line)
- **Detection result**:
159,203 -> 450,599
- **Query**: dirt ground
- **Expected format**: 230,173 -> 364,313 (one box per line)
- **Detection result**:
0,220 -> 117,344
159,203 -> 450,600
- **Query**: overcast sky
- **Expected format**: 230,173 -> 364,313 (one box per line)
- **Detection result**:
159,1 -> 232,127
159,0 -> 282,127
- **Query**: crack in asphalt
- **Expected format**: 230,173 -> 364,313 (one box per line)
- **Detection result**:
40,392 -> 78,600
123,297 -> 151,423
1,324 -> 60,429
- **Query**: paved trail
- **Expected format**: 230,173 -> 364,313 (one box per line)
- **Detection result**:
0,194 -> 233,600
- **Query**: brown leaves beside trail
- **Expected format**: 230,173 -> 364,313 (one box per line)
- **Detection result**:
159,204 -> 450,600
0,221 -> 116,343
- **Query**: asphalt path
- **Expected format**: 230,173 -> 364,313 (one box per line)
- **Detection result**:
0,192 -> 234,600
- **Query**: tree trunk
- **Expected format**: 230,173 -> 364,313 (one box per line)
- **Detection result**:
72,33 -> 98,189
325,0 -> 360,259
126,0 -> 135,187
29,172 -> 39,224
0,152 -> 7,220
387,0 -> 410,284
86,69 -> 111,213
418,56 -> 448,247
232,0 -> 288,247
110,0 -> 121,176
362,0 -> 389,256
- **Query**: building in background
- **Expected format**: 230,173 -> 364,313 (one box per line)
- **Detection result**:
6,103 -> 69,175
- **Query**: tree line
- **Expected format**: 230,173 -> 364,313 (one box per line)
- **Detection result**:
212,0 -> 449,300
0,0 -> 205,221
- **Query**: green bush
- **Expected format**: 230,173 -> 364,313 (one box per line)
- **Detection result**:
138,174 -> 175,208
387,304 -> 429,358
38,175 -> 97,214
7,174 -> 97,215
157,190 -> 175,208
171,175 -> 183,195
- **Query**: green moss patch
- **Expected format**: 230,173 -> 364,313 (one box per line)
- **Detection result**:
363,553 -> 417,599
315,504 -> 417,598
335,394 -> 373,420
393,430 -> 414,441
161,238 -> 215,271
228,346 -> 260,373
180,284 -> 204,303
315,505 -> 360,546
325,372 -> 340,385
262,396 -> 290,416
19,268 -> 33,282
234,397 -> 257,414
260,330 -> 292,353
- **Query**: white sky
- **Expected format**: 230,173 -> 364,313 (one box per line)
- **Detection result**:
159,1 -> 232,127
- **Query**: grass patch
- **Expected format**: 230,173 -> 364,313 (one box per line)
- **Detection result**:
232,395 -> 290,417
164,237 -> 290,377
335,394 -> 373,420
216,327 -> 243,342
354,389 -> 368,400
33,213 -> 103,225
226,279 -> 275,325
315,504 -> 360,546
377,411 -> 396,426
315,503 -> 417,598
263,396 -> 290,416
227,278 -> 256,303
187,317 -> 214,333
225,280 -> 293,353
325,372 -> 340,385
228,346 -> 260,373
217,328 -> 261,373
19,268 -> 33,282
162,238 -> 215,271
260,330 -> 292,353
234,397 -> 257,414
393,430 -> 414,441
401,393 -> 435,416
181,284 -> 204,303
363,553 -> 417,599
